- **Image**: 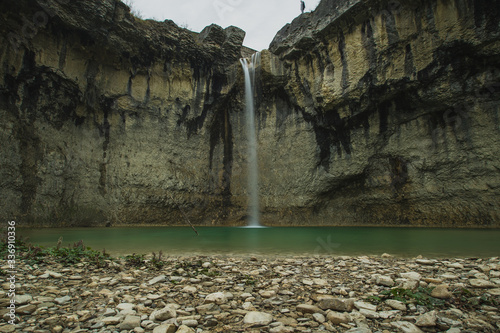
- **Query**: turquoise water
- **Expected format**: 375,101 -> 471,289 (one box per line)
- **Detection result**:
18,227 -> 500,257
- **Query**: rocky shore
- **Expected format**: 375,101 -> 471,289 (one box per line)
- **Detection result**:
1,254 -> 499,333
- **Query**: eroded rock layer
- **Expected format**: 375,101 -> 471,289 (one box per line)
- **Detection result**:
260,0 -> 500,226
1,0 -> 499,227
0,0 -> 246,226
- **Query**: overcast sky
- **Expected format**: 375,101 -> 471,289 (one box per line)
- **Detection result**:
126,0 -> 321,51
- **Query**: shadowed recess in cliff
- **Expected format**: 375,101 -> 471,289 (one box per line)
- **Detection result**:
176,72 -> 227,137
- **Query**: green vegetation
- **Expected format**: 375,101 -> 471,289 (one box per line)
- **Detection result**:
123,253 -> 146,267
368,287 -> 445,309
123,251 -> 169,270
453,288 -> 499,310
367,286 -> 500,312
150,251 -> 166,270
0,235 -> 111,267
242,274 -> 256,286
382,287 -> 445,309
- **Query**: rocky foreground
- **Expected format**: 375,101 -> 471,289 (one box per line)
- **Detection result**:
1,254 -> 499,332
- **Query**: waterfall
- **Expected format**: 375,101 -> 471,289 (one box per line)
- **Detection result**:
240,52 -> 261,227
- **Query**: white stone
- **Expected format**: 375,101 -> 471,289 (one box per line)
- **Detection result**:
469,278 -> 496,288
378,310 -> 400,319
376,275 -> 394,287
354,301 -> 377,311
54,295 -> 71,305
195,303 -> 216,314
312,278 -> 328,286
243,311 -> 273,326
326,311 -> 349,325
270,326 -> 294,333
487,288 -> 500,295
119,315 -> 141,330
415,259 -> 437,266
401,272 -> 422,281
391,321 -> 424,333
242,302 -> 254,310
402,280 -> 419,290
119,308 -> 137,316
302,279 -> 313,286
148,275 -> 166,285
240,292 -> 253,299
359,308 -> 379,319
312,313 -> 325,323
116,303 -> 135,311
14,294 -> 32,305
259,290 -> 276,298
204,292 -> 227,304
386,299 -> 407,311
152,324 -> 176,333
415,310 -> 437,327
102,316 -> 121,325
182,286 -> 197,294
175,325 -> 195,333
46,271 -> 63,278
181,319 -> 198,327
149,305 -> 177,321
431,284 -> 453,299
446,328 -> 461,333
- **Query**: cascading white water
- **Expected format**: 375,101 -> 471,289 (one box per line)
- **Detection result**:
240,52 -> 261,227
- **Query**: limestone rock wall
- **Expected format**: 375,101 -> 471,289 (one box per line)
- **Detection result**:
1,0 -> 499,227
0,0 -> 247,226
260,0 -> 500,226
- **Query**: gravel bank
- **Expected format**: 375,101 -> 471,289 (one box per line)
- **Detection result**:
1,254 -> 499,332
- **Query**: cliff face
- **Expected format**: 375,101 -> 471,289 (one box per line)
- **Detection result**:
1,0 -> 499,227
261,0 -> 500,226
0,0 -> 247,226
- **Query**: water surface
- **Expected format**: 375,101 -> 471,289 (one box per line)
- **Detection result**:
18,227 -> 500,258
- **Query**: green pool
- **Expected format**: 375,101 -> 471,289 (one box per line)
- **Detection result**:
17,226 -> 500,258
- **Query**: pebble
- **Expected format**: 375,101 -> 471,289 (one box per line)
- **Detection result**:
376,275 -> 395,287
149,305 -> 177,321
148,275 -> 166,285
415,310 -> 437,326
296,304 -> 323,314
318,297 -> 355,311
391,321 -> 424,333
326,311 -> 350,324
385,299 -> 407,311
6,254 -> 499,332
102,316 -> 121,325
54,295 -> 71,305
431,284 -> 453,299
152,324 -> 176,333
14,294 -> 32,305
469,278 -> 496,288
204,292 -> 227,304
243,311 -> 273,326
175,325 -> 195,333
119,314 -> 141,330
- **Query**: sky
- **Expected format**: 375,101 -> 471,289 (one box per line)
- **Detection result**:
126,0 -> 322,51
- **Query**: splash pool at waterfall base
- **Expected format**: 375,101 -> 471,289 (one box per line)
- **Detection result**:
18,226 -> 500,258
